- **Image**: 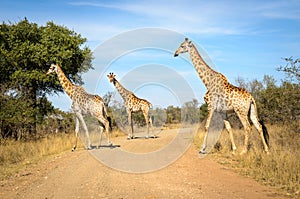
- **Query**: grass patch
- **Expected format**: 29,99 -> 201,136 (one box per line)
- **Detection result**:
0,127 -> 124,180
194,122 -> 300,197
0,133 -> 76,179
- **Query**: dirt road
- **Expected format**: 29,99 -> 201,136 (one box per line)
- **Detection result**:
0,128 -> 286,199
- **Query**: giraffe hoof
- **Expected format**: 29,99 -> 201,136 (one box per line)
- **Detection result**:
265,150 -> 270,155
239,150 -> 247,155
199,149 -> 207,154
231,148 -> 237,155
87,146 -> 92,150
71,146 -> 76,152
109,143 -> 114,148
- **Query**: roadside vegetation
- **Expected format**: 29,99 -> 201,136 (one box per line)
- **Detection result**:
194,122 -> 299,197
0,133 -> 75,180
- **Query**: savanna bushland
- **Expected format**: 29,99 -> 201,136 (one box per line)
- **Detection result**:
0,19 -> 299,197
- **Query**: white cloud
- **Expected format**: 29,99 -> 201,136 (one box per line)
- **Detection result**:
256,0 -> 300,20
68,0 -> 300,41
68,1 -> 261,36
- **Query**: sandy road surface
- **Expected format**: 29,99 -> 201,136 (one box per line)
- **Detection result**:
0,128 -> 286,199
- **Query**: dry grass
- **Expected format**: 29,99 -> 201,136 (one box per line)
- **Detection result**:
194,122 -> 300,197
0,133 -> 77,179
0,127 -> 122,180
0,124 -> 130,180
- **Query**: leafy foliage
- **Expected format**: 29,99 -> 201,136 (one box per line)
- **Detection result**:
235,74 -> 300,126
259,81 -> 300,124
199,103 -> 208,122
0,18 -> 92,139
166,105 -> 181,124
277,57 -> 300,83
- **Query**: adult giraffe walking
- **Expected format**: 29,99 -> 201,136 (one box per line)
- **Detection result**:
107,72 -> 154,139
47,63 -> 112,151
174,38 -> 269,154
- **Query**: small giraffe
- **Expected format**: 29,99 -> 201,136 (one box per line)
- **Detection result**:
47,63 -> 112,151
107,72 -> 154,139
174,38 -> 269,154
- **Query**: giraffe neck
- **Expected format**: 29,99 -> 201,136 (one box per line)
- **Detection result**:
189,44 -> 223,90
55,66 -> 75,98
112,79 -> 132,101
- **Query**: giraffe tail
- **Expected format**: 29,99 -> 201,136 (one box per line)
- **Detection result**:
259,120 -> 269,148
149,103 -> 154,126
107,116 -> 112,130
250,98 -> 270,148
149,115 -> 154,125
102,105 -> 112,131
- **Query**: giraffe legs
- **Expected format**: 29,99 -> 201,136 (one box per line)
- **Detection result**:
201,92 -> 212,152
127,110 -> 155,140
200,109 -> 213,152
104,120 -> 112,146
236,112 -> 251,155
98,126 -> 104,147
149,115 -> 155,138
75,111 -> 92,150
144,113 -> 150,139
127,112 -> 135,139
72,117 -> 80,151
249,104 -> 270,154
143,114 -> 156,139
143,110 -> 154,139
201,109 -> 237,153
204,108 -> 268,155
97,117 -> 112,148
224,120 -> 237,153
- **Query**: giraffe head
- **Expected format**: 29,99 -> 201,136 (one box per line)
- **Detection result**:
107,72 -> 116,84
174,38 -> 192,57
46,63 -> 59,75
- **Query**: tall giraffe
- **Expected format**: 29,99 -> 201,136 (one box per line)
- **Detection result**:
47,63 -> 112,151
107,72 -> 154,139
174,38 -> 269,154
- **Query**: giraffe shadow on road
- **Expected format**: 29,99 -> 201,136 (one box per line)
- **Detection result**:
89,144 -> 121,150
130,135 -> 159,139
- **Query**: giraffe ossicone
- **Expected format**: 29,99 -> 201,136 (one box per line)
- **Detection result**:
47,63 -> 112,151
174,38 -> 270,155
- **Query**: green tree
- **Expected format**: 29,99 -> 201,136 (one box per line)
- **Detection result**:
0,18 -> 92,139
278,57 -> 300,83
235,73 -> 299,125
150,107 -> 166,127
166,105 -> 181,124
199,103 -> 208,122
259,81 -> 300,124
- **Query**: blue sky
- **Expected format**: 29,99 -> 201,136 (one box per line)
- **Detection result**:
1,0 -> 300,111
